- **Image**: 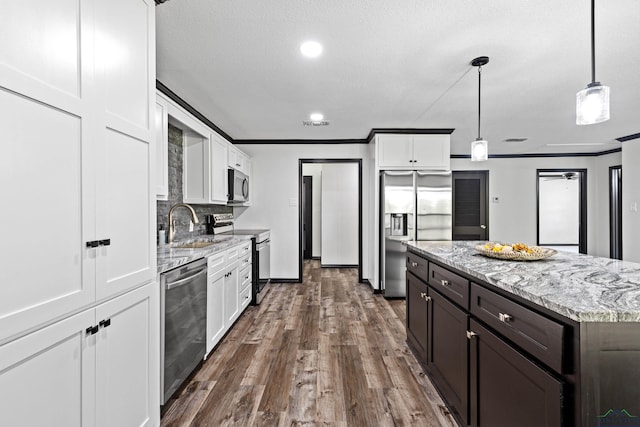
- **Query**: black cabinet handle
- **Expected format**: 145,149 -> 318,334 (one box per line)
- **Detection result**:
99,319 -> 111,328
86,325 -> 99,335
86,239 -> 111,248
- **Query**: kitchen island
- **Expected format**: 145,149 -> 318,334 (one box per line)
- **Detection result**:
404,241 -> 640,427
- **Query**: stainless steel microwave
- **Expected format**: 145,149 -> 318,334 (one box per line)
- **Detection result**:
228,168 -> 249,203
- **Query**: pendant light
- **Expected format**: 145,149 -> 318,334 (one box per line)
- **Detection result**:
471,56 -> 489,162
576,0 -> 610,125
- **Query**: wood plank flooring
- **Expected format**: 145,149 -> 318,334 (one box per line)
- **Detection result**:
161,260 -> 457,427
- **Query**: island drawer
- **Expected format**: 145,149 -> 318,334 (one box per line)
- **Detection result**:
429,263 -> 469,309
470,283 -> 565,374
407,252 -> 428,281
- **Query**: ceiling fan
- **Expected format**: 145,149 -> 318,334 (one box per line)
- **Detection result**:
542,172 -> 578,181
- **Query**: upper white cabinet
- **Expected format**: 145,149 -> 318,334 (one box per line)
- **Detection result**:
210,133 -> 229,204
377,134 -> 450,170
155,95 -> 169,200
228,146 -> 250,175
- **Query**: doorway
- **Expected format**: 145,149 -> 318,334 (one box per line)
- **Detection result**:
536,169 -> 587,254
298,159 -> 363,283
452,171 -> 489,240
609,165 -> 622,259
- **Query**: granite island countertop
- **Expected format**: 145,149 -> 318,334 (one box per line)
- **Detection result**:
405,240 -> 640,323
157,235 -> 252,274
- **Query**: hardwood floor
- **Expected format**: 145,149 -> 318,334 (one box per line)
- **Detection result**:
161,260 -> 456,427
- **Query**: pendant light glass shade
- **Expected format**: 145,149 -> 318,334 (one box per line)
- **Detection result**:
576,82 -> 610,125
471,138 -> 488,162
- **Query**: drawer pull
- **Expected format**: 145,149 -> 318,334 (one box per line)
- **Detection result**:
466,330 -> 477,339
441,279 -> 450,286
420,292 -> 426,298
411,262 -> 418,267
499,312 -> 513,323
424,295 -> 432,302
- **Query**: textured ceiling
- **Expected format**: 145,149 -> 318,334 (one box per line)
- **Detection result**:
156,0 -> 640,155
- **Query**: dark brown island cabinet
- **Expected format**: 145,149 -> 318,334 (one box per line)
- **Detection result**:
405,249 -> 640,427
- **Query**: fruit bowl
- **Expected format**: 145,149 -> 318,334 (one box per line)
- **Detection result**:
474,242 -> 557,261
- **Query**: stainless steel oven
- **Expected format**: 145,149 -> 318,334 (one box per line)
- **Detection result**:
160,258 -> 207,405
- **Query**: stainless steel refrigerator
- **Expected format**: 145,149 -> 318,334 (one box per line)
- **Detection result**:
381,171 -> 452,297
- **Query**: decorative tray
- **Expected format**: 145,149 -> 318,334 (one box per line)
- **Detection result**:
474,242 -> 557,261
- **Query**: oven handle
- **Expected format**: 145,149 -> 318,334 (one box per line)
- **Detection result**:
165,269 -> 207,290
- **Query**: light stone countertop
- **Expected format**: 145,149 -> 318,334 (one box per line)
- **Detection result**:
405,240 -> 640,323
157,235 -> 252,274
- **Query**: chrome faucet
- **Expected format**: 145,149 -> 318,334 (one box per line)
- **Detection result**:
168,203 -> 199,243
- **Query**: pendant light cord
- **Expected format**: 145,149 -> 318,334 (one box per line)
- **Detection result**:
591,0 -> 596,83
477,66 -> 482,139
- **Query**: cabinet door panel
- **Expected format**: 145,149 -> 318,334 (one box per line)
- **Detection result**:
210,135 -> 229,203
428,289 -> 469,425
155,98 -> 169,200
96,129 -> 153,299
377,135 -> 413,168
96,0 -> 153,130
207,275 -> 226,355
412,135 -> 450,170
469,320 -> 563,427
0,309 -> 94,427
406,272 -> 429,363
95,284 -> 159,427
224,268 -> 240,325
0,88 -> 95,343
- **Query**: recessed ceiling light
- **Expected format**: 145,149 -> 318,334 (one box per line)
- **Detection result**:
300,41 -> 323,58
309,113 -> 324,121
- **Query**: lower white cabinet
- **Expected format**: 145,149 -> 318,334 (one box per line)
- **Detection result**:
205,241 -> 252,357
0,283 -> 159,427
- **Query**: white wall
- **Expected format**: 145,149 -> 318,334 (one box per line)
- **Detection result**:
321,163 -> 359,266
234,144 -> 372,280
450,152 -> 621,257
302,163 -> 323,257
622,140 -> 640,262
538,178 -> 579,244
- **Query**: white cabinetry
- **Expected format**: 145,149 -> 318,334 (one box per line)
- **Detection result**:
0,0 -> 158,424
205,241 -> 252,356
210,133 -> 229,204
228,146 -> 250,176
0,284 -> 158,427
155,94 -> 169,200
377,134 -> 450,170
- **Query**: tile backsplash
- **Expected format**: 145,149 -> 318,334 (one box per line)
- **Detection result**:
157,124 -> 231,242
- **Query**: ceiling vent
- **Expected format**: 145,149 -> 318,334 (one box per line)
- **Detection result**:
303,120 -> 330,126
503,138 -> 528,143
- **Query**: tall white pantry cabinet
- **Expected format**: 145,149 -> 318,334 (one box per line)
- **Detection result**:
0,1 -> 159,426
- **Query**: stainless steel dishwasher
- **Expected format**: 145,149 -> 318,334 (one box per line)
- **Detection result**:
160,258 -> 207,405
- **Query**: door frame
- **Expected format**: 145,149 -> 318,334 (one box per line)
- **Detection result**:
536,168 -> 587,254
302,175 -> 313,260
451,170 -> 490,240
298,159 -> 363,283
